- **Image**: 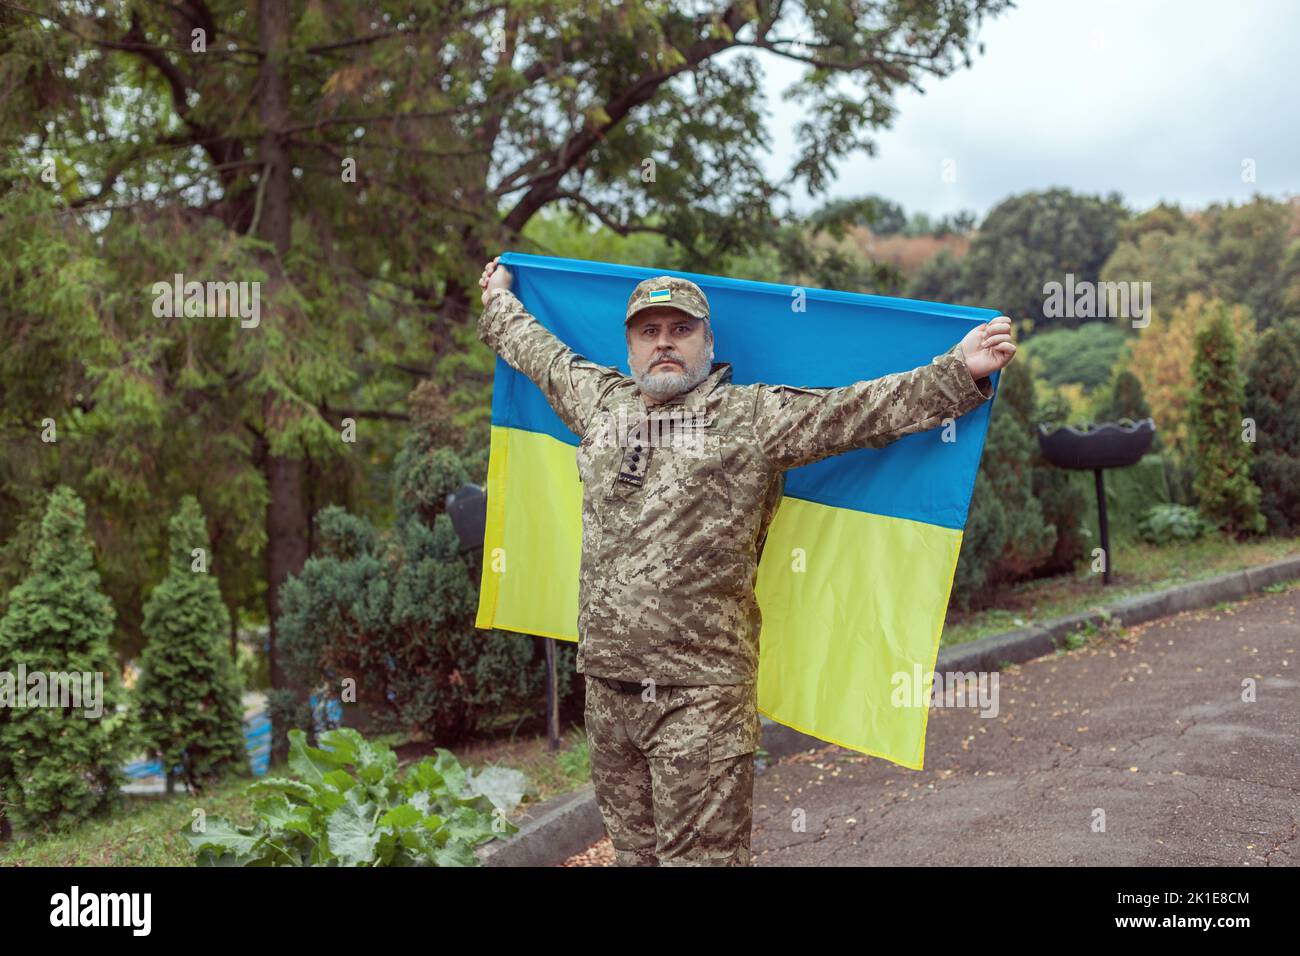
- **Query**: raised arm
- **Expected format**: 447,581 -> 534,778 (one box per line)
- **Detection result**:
749,341 -> 995,471
478,283 -> 626,437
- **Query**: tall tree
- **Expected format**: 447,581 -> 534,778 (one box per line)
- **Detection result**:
1188,306 -> 1265,537
1121,293 -> 1255,462
135,496 -> 248,794
1,1 -> 1013,727
0,486 -> 127,837
1243,318 -> 1300,535
962,188 -> 1130,331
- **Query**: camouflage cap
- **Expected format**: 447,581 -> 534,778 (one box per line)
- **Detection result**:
625,275 -> 710,324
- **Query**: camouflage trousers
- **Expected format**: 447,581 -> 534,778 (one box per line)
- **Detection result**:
583,673 -> 761,866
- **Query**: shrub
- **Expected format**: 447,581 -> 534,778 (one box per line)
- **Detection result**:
134,497 -> 248,793
0,487 -> 128,836
1188,305 -> 1266,536
182,728 -> 527,866
1243,317 -> 1300,535
276,431 -> 580,751
954,358 -> 1057,606
1136,504 -> 1210,545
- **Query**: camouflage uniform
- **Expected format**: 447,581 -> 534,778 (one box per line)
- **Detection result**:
479,275 -> 994,865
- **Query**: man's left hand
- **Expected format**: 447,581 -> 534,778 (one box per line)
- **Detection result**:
959,316 -> 1017,379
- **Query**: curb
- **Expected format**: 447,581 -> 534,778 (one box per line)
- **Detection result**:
479,553 -> 1300,866
476,785 -> 603,867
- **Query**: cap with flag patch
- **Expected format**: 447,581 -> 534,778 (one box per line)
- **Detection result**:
625,275 -> 711,325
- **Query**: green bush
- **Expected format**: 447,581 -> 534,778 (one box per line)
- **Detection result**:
1136,504 -> 1210,544
1018,322 -> 1129,391
1066,454 -> 1172,543
1243,317 -> 1300,535
0,487 -> 128,836
182,728 -> 528,866
134,497 -> 248,793
1028,379 -> 1090,577
1188,305 -> 1265,536
276,429 -> 580,751
1030,464 -> 1090,576
954,359 -> 1057,606
1103,369 -> 1153,423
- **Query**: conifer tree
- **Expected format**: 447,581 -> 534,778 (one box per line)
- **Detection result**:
1188,308 -> 1266,536
0,486 -> 126,835
953,357 -> 1058,605
135,497 -> 247,793
1244,318 -> 1300,534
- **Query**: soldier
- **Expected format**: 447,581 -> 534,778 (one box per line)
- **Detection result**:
476,255 -> 1017,866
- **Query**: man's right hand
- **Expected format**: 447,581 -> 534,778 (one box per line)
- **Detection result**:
480,255 -> 513,306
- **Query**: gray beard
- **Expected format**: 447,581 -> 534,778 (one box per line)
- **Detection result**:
632,350 -> 713,402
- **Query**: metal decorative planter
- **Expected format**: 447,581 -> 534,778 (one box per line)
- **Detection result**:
1036,418 -> 1157,584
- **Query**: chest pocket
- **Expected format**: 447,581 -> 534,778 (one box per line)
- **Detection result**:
638,418 -> 735,530
577,408 -> 736,531
575,425 -> 617,488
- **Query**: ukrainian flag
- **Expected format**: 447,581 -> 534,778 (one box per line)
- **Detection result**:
476,252 -> 1000,770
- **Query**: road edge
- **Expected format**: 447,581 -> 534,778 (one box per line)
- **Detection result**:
478,552 -> 1300,866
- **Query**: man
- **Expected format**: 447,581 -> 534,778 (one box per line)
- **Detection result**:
476,254 -> 1016,865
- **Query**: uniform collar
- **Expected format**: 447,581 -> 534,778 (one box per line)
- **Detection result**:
639,361 -> 732,410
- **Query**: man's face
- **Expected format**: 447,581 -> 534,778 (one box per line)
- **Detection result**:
626,307 -> 714,403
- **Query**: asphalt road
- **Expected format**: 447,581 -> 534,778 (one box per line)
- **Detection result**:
751,587 -> 1300,866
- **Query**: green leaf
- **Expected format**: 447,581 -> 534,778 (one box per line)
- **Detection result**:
181,818 -> 264,860
432,841 -> 480,867
247,777 -> 316,803
322,768 -> 356,792
253,794 -> 313,833
378,803 -> 422,828
288,728 -> 349,785
326,791 -> 381,866
467,766 -> 529,814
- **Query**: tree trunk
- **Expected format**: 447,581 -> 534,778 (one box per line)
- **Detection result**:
256,0 -> 311,766
265,451 -> 309,687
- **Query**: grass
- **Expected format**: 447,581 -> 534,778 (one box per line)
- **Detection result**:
8,532 -> 1295,865
0,771 -> 260,866
941,531 -> 1300,648
0,724 -> 593,867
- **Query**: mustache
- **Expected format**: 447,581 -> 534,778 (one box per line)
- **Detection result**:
649,354 -> 685,369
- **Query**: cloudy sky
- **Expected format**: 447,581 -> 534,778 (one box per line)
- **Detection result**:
752,0 -> 1300,220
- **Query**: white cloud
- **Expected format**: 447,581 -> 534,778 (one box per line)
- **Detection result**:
754,0 -> 1300,218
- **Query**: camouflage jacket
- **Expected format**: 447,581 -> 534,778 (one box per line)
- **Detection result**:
479,287 -> 995,686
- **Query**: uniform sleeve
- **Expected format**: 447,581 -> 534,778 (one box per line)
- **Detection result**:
750,341 -> 995,471
478,287 -> 626,436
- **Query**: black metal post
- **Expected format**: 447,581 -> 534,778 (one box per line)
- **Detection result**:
544,639 -> 559,751
1094,467 -> 1111,585
447,482 -> 562,750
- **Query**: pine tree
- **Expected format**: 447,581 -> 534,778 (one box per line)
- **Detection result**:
1243,318 -> 1300,534
953,358 -> 1057,606
1188,307 -> 1266,536
1124,293 -> 1255,460
275,432 -> 575,753
135,497 -> 247,793
0,486 -> 127,836
1106,369 -> 1153,423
